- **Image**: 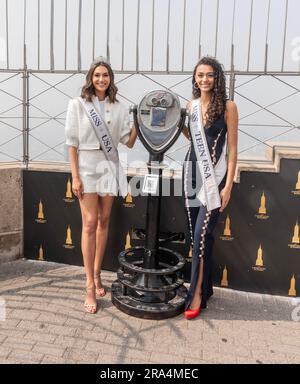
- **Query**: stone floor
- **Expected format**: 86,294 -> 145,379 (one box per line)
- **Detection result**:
0,259 -> 299,364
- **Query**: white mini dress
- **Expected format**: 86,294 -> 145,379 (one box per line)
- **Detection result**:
65,97 -> 131,196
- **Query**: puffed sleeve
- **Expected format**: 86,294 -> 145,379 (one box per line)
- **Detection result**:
65,99 -> 79,148
119,105 -> 131,145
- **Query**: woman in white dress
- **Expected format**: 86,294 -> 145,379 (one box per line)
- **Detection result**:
65,58 -> 137,313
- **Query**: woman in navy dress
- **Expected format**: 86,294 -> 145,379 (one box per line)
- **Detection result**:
183,57 -> 238,319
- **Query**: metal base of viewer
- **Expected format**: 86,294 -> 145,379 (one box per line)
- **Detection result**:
111,246 -> 187,320
111,282 -> 187,320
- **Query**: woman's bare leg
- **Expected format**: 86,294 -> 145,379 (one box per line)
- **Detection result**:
189,257 -> 204,310
79,193 -> 99,310
94,195 -> 115,292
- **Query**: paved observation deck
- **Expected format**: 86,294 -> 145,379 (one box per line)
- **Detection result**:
0,259 -> 299,364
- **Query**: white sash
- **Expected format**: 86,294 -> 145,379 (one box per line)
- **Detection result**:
78,96 -> 128,198
190,99 -> 225,211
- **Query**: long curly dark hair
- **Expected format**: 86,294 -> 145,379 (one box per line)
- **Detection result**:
192,56 -> 227,127
81,59 -> 118,103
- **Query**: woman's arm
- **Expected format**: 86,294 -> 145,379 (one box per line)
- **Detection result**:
126,124 -> 138,148
182,125 -> 190,139
68,146 -> 84,200
219,100 -> 238,212
182,101 -> 191,139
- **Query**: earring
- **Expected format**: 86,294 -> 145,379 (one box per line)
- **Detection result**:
193,83 -> 200,97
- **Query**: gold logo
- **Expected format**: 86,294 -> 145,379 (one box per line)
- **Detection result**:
186,246 -> 192,262
252,244 -> 266,272
292,171 -> 300,195
220,215 -> 234,241
288,222 -> 300,249
288,274 -> 297,297
255,192 -> 269,220
35,200 -> 47,223
64,178 -> 75,203
125,230 -> 132,250
221,265 -> 229,287
38,244 -> 44,261
64,225 -> 75,249
123,193 -> 135,208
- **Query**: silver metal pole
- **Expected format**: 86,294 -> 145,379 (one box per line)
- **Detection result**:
281,0 -> 289,72
182,0 -> 186,71
136,0 -> 140,72
264,0 -> 271,73
264,44 -> 269,74
24,0 -> 26,58
92,0 -> 96,61
215,0 -> 220,58
122,0 -> 125,71
231,0 -> 236,52
19,69 -> 300,77
23,44 -> 29,168
50,0 -> 54,71
229,72 -> 235,101
198,0 -> 203,59
229,44 -> 235,100
6,0 -> 9,69
78,0 -> 82,72
65,0 -> 68,70
10,68 -> 300,76
166,0 -> 170,72
247,0 -> 254,71
38,0 -> 40,70
106,0 -> 110,62
151,0 -> 155,72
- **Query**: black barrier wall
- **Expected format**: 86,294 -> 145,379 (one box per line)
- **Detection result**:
24,158 -> 300,297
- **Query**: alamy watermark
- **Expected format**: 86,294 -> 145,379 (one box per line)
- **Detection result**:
95,158 -> 206,207
0,298 -> 6,321
291,298 -> 300,322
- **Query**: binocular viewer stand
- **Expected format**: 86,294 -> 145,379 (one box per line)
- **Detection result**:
111,91 -> 187,319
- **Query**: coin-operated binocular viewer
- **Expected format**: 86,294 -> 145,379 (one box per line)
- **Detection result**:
111,90 -> 187,319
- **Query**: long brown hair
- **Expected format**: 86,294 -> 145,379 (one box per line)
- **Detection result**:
81,59 -> 118,103
192,56 -> 227,127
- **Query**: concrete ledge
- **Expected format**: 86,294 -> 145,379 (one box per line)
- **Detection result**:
235,143 -> 300,182
0,231 -> 23,263
0,168 -> 23,263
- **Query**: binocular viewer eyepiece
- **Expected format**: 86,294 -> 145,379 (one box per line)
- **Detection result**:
131,90 -> 186,155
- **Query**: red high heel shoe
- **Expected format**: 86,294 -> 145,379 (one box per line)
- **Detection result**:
184,306 -> 201,320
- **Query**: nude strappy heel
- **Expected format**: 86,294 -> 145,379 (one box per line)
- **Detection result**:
84,285 -> 97,314
94,272 -> 106,297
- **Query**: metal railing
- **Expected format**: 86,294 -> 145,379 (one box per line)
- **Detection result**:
0,0 -> 299,166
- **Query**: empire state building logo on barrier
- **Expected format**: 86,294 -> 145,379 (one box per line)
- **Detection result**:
288,222 -> 300,249
38,245 -> 44,261
35,200 -> 47,223
125,231 -> 132,250
255,192 -> 269,220
220,215 -> 234,241
64,178 -> 75,203
123,193 -> 135,208
292,171 -> 300,196
221,266 -> 229,287
63,225 -> 75,249
288,274 -> 297,297
252,244 -> 266,272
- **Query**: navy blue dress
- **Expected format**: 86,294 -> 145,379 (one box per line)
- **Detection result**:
183,112 -> 227,310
